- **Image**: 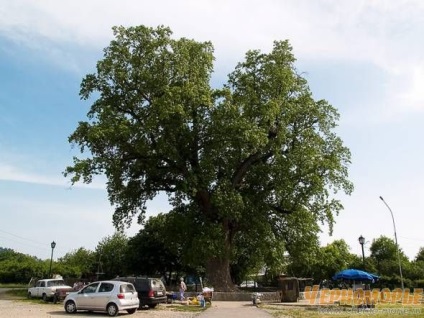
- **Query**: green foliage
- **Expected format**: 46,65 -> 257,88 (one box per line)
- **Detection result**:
414,279 -> 424,288
94,232 -> 129,279
287,239 -> 355,283
366,235 -> 414,288
57,247 -> 96,279
5,288 -> 28,298
0,249 -> 44,283
315,240 -> 355,280
65,25 -> 353,289
125,213 -> 186,278
414,247 -> 424,262
369,236 -> 408,276
408,260 -> 424,282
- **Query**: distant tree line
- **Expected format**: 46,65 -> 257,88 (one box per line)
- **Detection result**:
286,236 -> 424,290
1,216 -> 424,290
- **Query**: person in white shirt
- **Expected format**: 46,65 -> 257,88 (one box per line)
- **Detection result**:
179,277 -> 187,300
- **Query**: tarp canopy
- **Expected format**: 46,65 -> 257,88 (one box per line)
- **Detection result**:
332,269 -> 379,282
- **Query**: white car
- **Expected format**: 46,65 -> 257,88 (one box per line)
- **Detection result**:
28,278 -> 73,301
64,280 -> 139,316
239,280 -> 258,288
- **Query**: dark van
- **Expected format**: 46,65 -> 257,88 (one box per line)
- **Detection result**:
113,277 -> 167,309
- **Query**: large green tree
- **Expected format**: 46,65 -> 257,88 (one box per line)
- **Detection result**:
58,248 -> 96,279
65,25 -> 353,290
0,249 -> 43,284
94,232 -> 129,279
286,239 -> 357,283
369,235 -> 410,288
125,213 -> 186,282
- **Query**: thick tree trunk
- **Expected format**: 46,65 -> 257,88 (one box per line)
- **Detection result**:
205,257 -> 237,291
204,218 -> 238,291
196,191 -> 238,291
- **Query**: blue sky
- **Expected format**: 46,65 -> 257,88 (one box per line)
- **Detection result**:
1,0 -> 424,262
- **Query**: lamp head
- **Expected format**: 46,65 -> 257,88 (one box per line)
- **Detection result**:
358,235 -> 365,245
51,241 -> 56,249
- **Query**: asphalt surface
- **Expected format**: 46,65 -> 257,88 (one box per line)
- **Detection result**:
197,301 -> 273,318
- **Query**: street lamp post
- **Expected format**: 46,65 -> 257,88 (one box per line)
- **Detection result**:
49,241 -> 56,278
379,196 -> 404,291
358,235 -> 365,269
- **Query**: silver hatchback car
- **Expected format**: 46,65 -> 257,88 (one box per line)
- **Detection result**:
64,280 -> 139,316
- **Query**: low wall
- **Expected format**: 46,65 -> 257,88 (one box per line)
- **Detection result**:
184,291 -> 281,302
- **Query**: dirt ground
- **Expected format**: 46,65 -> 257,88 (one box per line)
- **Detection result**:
0,289 -> 273,318
0,299 -> 200,318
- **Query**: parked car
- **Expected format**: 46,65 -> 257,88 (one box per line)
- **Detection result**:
64,280 -> 139,316
28,278 -> 73,302
239,280 -> 258,288
113,277 -> 167,308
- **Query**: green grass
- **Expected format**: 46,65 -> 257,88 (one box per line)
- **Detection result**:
5,288 -> 27,298
3,289 -> 62,305
159,304 -> 210,312
261,304 -> 424,317
0,283 -> 27,288
6,290 -> 47,305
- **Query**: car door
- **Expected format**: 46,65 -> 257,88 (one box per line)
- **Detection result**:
93,282 -> 114,310
35,280 -> 45,297
76,282 -> 100,309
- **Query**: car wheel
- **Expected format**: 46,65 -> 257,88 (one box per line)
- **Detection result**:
127,308 -> 136,314
107,303 -> 119,317
42,293 -> 48,302
27,292 -> 32,299
148,304 -> 157,309
53,294 -> 58,304
65,300 -> 77,314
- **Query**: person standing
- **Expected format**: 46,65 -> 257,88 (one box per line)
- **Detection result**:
179,277 -> 187,300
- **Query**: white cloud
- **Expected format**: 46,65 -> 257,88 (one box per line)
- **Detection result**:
0,162 -> 105,189
398,64 -> 424,111
1,1 -> 421,63
3,0 -> 424,152
1,0 -> 424,114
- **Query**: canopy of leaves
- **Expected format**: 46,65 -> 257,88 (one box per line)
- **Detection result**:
415,247 -> 424,262
0,249 -> 43,283
58,248 -> 96,279
287,239 -> 355,283
126,213 -> 188,279
94,232 -> 129,279
369,236 -> 408,280
65,25 -> 353,289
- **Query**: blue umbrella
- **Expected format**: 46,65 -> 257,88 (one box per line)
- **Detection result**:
332,269 -> 379,282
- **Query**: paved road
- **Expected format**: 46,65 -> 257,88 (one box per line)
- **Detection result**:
197,301 -> 272,318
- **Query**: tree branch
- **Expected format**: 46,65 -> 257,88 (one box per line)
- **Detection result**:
231,151 -> 273,189
270,205 -> 293,215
